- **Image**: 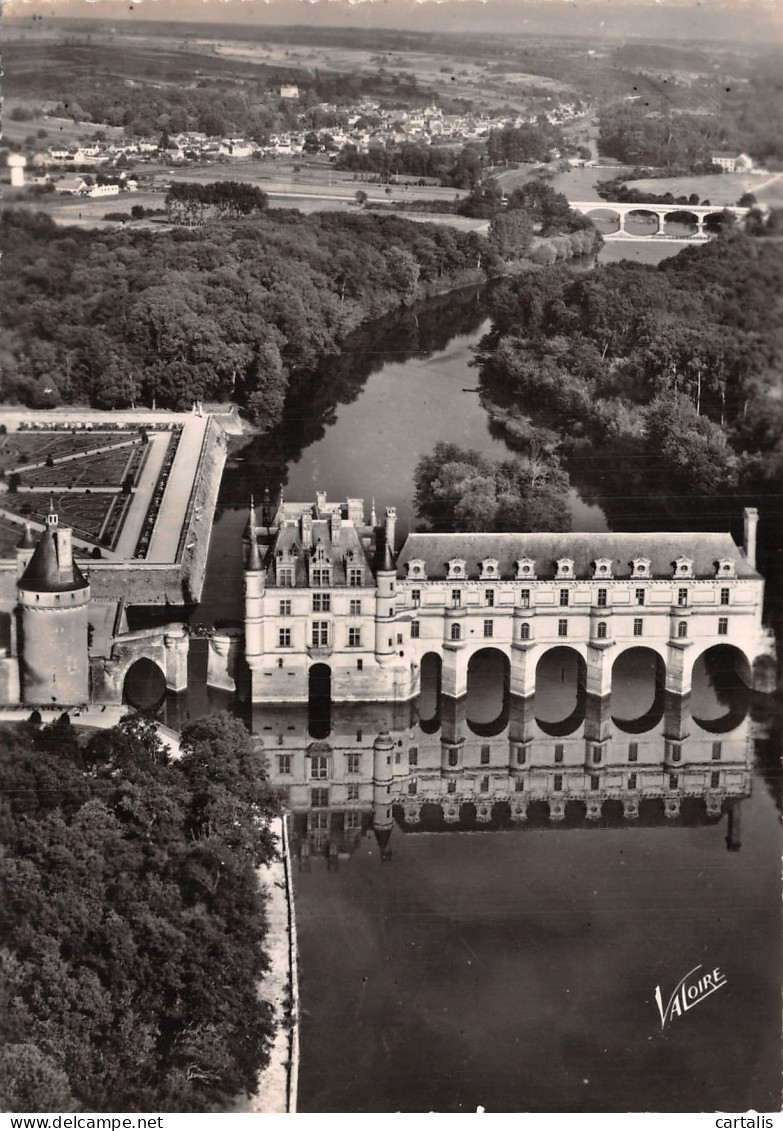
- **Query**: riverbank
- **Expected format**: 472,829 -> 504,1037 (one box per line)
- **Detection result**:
239,814 -> 300,1114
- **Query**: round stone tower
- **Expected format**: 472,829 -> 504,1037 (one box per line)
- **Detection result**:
17,505 -> 90,705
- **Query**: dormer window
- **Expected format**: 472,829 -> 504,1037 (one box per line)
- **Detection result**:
673,557 -> 693,579
632,558 -> 651,578
556,558 -> 574,580
516,558 -> 536,580
593,557 -> 613,579
480,557 -> 499,580
716,558 -> 736,579
447,558 -> 466,580
407,559 -> 427,580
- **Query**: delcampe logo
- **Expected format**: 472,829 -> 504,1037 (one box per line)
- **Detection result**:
654,964 -> 727,1029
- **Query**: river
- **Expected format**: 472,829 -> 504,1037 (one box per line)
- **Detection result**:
135,238 -> 781,1114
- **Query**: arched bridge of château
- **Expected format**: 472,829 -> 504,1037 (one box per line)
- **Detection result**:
569,201 -> 750,239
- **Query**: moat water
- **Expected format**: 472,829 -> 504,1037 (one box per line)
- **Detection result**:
133,255 -> 782,1114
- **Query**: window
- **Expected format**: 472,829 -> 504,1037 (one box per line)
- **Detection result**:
483,619 -> 494,638
554,743 -> 564,764
347,753 -> 361,774
597,621 -> 608,639
558,619 -> 568,637
347,783 -> 360,802
520,589 -> 530,609
669,774 -> 678,790
349,599 -> 362,616
279,599 -> 291,616
411,620 -> 420,639
712,742 -> 722,761
357,658 -> 363,671
718,617 -> 728,636
278,567 -> 294,588
278,754 -> 292,774
348,568 -> 363,587
448,779 -> 457,794
310,811 -> 329,830
451,589 -> 461,608
559,588 -> 570,607
711,771 -> 720,789
628,742 -> 638,762
311,788 -> 329,808
590,774 -> 600,791
311,755 -> 329,779
397,633 -> 403,645
448,748 -> 459,767
516,747 -> 526,766
312,621 -> 329,647
720,587 -> 730,606
313,593 -> 331,612
592,746 -> 602,764
515,779 -> 524,792
553,774 -> 563,792
633,618 -> 643,637
451,623 -> 461,641
481,745 -> 490,765
278,627 -> 292,647
669,744 -> 681,763
356,729 -> 362,741
635,588 -> 645,607
678,588 -> 688,607
408,778 -> 418,796
480,776 -> 489,794
412,589 -> 421,607
520,622 -> 531,640
597,588 -> 607,608
312,568 -> 331,586
628,773 -> 637,791
485,589 -> 495,607
408,747 -> 418,767
344,811 -> 361,830
348,627 -> 362,647
677,621 -> 688,639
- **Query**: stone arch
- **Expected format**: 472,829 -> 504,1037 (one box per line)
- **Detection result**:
122,656 -> 166,709
690,644 -> 751,734
466,647 -> 510,737
417,651 -> 442,734
624,208 -> 661,236
583,207 -> 621,234
534,646 -> 586,737
610,646 -> 666,734
308,662 -> 331,740
664,209 -> 699,236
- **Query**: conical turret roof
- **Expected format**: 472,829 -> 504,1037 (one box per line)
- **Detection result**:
18,526 -> 88,594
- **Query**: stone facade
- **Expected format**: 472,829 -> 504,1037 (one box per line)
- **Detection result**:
224,496 -> 776,705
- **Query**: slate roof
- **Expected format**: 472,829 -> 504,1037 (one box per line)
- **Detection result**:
18,528 -> 89,593
395,532 -> 758,581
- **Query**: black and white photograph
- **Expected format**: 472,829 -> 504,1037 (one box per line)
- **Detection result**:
0,0 -> 781,1118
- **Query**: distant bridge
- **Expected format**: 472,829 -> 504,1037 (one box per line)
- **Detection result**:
569,201 -> 749,240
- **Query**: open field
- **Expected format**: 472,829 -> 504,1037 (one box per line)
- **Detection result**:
624,172 -> 783,207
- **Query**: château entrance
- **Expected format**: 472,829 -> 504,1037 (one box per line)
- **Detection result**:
122,658 -> 166,710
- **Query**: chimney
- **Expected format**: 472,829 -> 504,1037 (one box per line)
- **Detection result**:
56,526 -> 73,574
300,511 -> 313,547
743,507 -> 758,569
384,507 -> 397,552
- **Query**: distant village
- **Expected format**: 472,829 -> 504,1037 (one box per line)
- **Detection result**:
20,91 -> 595,195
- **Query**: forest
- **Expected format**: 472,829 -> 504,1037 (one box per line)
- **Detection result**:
474,231 -> 783,512
0,186 -> 595,425
0,206 -> 496,424
0,712 -> 280,1112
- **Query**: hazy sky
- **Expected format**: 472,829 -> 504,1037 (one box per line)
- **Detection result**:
5,0 -> 783,43
4,0 -> 783,51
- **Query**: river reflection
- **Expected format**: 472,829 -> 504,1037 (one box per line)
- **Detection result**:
257,652 -> 780,1113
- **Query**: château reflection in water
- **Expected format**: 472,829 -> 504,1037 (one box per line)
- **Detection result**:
250,646 -> 753,865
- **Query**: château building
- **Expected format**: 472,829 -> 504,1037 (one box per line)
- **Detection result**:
214,493 -> 776,705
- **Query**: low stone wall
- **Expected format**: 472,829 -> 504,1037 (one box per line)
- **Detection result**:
178,416 -> 228,604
